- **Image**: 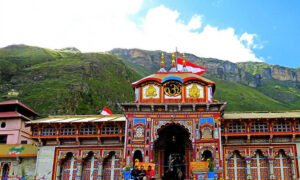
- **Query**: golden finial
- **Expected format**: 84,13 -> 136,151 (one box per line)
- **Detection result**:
160,53 -> 165,68
171,52 -> 176,67
182,53 -> 186,67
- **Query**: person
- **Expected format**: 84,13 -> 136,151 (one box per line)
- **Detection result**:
146,165 -> 155,180
138,166 -> 147,180
131,166 -> 140,180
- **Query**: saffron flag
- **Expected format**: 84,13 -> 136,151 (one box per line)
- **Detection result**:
177,57 -> 206,75
101,107 -> 113,115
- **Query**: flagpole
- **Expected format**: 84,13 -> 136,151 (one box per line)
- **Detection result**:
175,47 -> 178,71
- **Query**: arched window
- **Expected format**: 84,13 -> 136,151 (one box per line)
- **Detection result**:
228,122 -> 246,133
251,122 -> 268,132
60,125 -> 76,135
82,152 -> 98,180
250,150 -> 269,179
274,150 -> 292,179
273,121 -> 291,132
103,151 -> 121,179
227,151 -> 246,179
32,127 -> 39,136
42,126 -> 56,136
1,162 -> 10,178
60,152 -> 78,180
101,124 -> 119,134
134,126 -> 144,138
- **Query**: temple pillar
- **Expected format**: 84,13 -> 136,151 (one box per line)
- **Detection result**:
97,158 -> 103,180
75,158 -> 83,180
290,156 -> 297,180
268,156 -> 275,179
225,155 -> 229,180
245,156 -> 252,180
56,159 -> 63,180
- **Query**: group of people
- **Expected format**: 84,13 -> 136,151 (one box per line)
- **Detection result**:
131,165 -> 155,180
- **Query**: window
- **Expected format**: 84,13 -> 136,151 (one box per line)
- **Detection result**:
228,122 -> 246,133
251,122 -> 268,132
80,124 -> 97,135
1,122 -> 6,128
296,120 -> 300,131
0,135 -> 7,144
273,121 -> 291,132
134,126 -> 144,138
32,127 -> 39,136
60,125 -> 76,135
101,124 -> 119,134
42,126 -> 56,136
21,140 -> 27,144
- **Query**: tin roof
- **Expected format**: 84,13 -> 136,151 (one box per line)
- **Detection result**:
224,112 -> 300,119
0,100 -> 38,115
26,114 -> 126,124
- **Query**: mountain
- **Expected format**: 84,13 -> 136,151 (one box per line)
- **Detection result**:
110,48 -> 300,112
0,45 -> 141,116
0,45 -> 299,115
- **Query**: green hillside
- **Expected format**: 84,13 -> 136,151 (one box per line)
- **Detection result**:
0,45 -> 299,115
213,78 -> 290,112
0,45 -> 141,116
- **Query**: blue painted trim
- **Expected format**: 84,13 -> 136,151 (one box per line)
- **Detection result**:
162,76 -> 183,83
199,118 -> 214,125
133,118 -> 146,125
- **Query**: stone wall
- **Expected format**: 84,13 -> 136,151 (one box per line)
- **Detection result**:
35,146 -> 56,180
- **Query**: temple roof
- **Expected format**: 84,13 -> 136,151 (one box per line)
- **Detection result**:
26,114 -> 126,124
0,100 -> 38,116
0,111 -> 31,121
132,72 -> 215,88
224,112 -> 300,119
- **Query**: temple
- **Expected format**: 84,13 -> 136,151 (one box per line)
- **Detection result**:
1,53 -> 300,179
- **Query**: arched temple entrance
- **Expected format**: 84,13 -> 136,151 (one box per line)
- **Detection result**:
154,123 -> 192,179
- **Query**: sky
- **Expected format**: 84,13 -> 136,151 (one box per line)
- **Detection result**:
0,0 -> 299,67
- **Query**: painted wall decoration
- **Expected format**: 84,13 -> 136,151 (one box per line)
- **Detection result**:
142,84 -> 160,99
186,83 -> 204,99
163,81 -> 182,99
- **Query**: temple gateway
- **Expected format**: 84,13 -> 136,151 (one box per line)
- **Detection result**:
1,53 -> 300,179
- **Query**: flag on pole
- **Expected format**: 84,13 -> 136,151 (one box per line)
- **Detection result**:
177,58 -> 206,75
100,107 -> 113,115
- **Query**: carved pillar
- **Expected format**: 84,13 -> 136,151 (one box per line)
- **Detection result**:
290,156 -> 297,180
97,158 -> 103,180
75,157 -> 83,180
245,156 -> 252,180
56,159 -> 63,180
268,156 -> 275,179
225,155 -> 230,180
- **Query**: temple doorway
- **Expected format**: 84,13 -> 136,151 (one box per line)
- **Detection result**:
154,123 -> 192,179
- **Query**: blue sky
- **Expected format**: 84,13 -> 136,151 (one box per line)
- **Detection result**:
142,0 -> 300,68
0,0 -> 299,67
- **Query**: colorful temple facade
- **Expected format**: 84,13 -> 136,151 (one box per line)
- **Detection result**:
1,54 -> 300,179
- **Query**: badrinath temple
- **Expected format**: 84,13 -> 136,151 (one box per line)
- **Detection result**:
0,53 -> 300,180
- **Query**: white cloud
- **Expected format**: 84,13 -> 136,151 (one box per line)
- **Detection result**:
0,0 -> 263,62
